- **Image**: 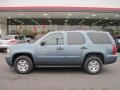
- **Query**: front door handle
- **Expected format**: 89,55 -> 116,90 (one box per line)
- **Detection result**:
81,47 -> 88,49
57,47 -> 64,50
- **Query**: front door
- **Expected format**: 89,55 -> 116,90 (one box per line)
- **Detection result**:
35,32 -> 65,65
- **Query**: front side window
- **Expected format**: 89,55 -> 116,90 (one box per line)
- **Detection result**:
67,32 -> 85,45
42,33 -> 64,45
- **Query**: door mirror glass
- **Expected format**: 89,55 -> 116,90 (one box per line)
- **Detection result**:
40,41 -> 46,46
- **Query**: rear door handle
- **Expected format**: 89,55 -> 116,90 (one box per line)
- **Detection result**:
57,47 -> 64,50
81,47 -> 88,49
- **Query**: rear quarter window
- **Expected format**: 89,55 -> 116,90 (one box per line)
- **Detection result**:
87,32 -> 112,44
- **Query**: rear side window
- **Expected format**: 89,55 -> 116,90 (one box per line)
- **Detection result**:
87,32 -> 112,44
67,32 -> 85,45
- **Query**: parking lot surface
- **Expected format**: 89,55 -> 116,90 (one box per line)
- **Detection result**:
0,52 -> 120,90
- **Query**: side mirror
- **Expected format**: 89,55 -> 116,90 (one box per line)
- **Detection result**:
27,40 -> 30,42
40,41 -> 46,46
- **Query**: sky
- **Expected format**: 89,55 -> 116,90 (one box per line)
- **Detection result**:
0,0 -> 120,8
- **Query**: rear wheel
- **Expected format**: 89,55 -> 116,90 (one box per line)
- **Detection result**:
84,56 -> 103,74
14,55 -> 33,74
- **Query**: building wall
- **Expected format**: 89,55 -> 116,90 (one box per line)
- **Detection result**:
8,25 -> 118,35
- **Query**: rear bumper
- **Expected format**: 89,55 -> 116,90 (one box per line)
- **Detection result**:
104,55 -> 117,64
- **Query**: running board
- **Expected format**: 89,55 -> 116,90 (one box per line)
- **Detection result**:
36,65 -> 82,68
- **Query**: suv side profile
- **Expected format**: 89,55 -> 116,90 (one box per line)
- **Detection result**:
6,30 -> 117,74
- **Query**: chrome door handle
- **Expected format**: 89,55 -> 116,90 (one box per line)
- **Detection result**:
57,47 -> 64,50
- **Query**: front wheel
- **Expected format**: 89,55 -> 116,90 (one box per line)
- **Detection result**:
14,55 -> 33,74
84,56 -> 103,74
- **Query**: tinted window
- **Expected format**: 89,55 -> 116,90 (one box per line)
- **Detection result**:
67,32 -> 85,45
15,36 -> 18,39
87,32 -> 112,44
114,36 -> 120,44
18,36 -> 24,40
42,33 -> 64,45
26,35 -> 32,38
116,39 -> 120,44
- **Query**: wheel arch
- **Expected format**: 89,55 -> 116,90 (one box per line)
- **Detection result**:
12,53 -> 35,66
83,52 -> 105,65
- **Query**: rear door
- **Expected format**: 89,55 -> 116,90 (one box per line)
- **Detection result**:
66,32 -> 86,65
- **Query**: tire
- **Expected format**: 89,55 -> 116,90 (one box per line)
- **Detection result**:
84,56 -> 103,75
14,55 -> 33,74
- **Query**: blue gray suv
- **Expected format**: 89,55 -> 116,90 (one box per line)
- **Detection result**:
6,30 -> 117,74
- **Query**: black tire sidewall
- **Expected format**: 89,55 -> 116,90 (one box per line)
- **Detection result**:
84,56 -> 103,74
14,56 -> 33,74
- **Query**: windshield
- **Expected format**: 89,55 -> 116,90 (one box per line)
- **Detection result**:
30,34 -> 45,43
1,35 -> 13,40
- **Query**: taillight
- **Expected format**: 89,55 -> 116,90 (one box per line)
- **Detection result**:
8,39 -> 16,44
112,44 -> 117,55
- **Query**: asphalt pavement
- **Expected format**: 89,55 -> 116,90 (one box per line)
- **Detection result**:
0,52 -> 120,90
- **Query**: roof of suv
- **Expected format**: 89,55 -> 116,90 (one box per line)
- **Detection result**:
50,30 -> 108,33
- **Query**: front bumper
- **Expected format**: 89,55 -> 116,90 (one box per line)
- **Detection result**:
104,55 -> 117,64
0,45 -> 10,50
5,54 -> 13,66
